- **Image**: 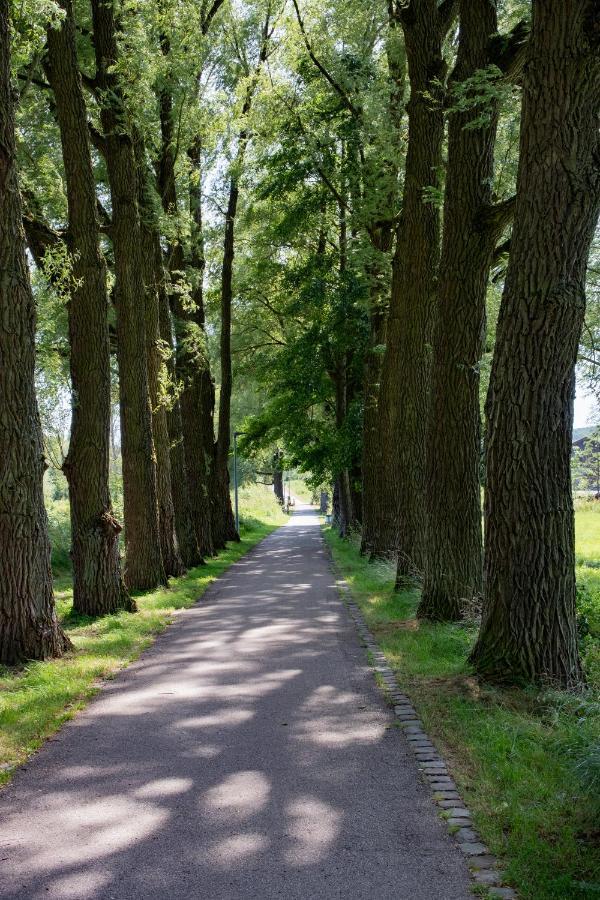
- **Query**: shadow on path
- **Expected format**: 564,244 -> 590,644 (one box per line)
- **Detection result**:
0,506 -> 470,899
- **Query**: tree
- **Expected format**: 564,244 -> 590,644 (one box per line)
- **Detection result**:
91,0 -> 167,591
212,2 -> 274,547
470,0 -> 600,686
370,0 -> 454,571
135,146 -> 185,577
419,2 -> 522,620
45,0 -> 134,616
0,0 -> 70,662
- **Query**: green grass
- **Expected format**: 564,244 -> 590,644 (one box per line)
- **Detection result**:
575,499 -> 600,685
324,517 -> 600,900
0,484 -> 286,787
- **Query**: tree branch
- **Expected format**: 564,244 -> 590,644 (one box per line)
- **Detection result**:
201,0 -> 226,35
476,194 -> 516,240
290,0 -> 361,120
437,0 -> 459,42
489,19 -> 530,82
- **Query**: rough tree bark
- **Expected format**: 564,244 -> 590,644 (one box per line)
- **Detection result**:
470,0 -> 600,686
157,71 -> 215,558
45,0 -> 133,616
158,284 -> 204,569
0,0 -> 70,662
91,0 -> 166,590
419,0 -> 498,620
371,0 -> 452,574
420,12 -> 526,621
360,4 -> 405,556
135,147 -> 185,577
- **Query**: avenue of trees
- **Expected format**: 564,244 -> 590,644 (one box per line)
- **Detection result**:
0,0 -> 599,689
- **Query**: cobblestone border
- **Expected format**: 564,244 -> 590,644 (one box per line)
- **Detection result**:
326,550 -> 517,900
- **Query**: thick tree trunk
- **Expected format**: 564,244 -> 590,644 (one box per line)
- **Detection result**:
470,0 -> 600,686
44,1 -> 133,616
419,0 -> 499,621
183,139 -> 216,556
91,0 -> 166,591
158,285 -> 204,569
136,153 -> 185,578
0,1 -> 70,662
360,6 -> 404,555
371,0 -> 447,575
157,83 -> 215,557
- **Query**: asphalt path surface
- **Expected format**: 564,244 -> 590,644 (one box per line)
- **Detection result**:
0,505 -> 471,899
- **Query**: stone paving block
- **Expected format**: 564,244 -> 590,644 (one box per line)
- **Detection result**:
455,827 -> 478,843
489,889 -> 517,899
433,792 -> 461,801
468,855 -> 498,870
427,777 -> 456,788
472,870 -> 502,886
447,817 -> 472,827
458,842 -> 488,856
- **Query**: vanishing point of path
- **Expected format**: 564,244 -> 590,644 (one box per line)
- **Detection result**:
0,506 -> 471,899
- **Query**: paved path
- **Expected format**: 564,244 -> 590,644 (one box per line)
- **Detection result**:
0,506 -> 470,899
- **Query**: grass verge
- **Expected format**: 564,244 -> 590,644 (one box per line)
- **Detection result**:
324,525 -> 600,900
0,486 -> 285,787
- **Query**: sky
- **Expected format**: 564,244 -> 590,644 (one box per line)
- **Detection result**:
574,380 -> 599,428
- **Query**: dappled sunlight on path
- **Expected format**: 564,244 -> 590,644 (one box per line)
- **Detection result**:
0,506 -> 470,899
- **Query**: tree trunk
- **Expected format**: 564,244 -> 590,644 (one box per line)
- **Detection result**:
136,150 -> 185,578
157,79 -> 215,558
371,0 -> 448,573
333,360 -> 354,538
470,0 -> 600,687
360,268 -> 388,554
158,284 -> 204,569
419,0 -> 499,621
45,0 -> 133,617
213,171 -> 240,546
360,5 -> 404,555
183,139 -> 216,556
0,0 -> 70,662
273,471 -> 284,504
91,0 -> 166,591
273,449 -> 284,503
213,15 -> 271,547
